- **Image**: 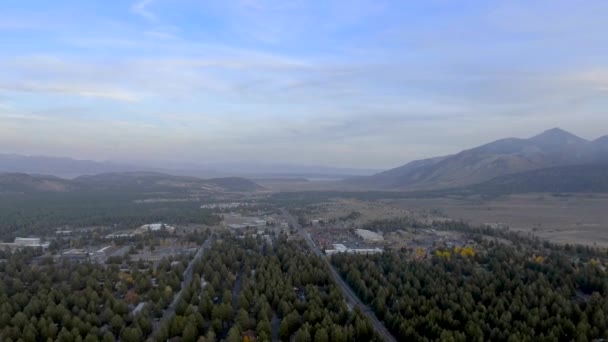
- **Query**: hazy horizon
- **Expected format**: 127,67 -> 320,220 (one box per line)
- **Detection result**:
2,1 -> 608,169
1,126 -> 606,173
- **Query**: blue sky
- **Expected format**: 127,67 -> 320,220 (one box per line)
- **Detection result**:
1,0 -> 608,168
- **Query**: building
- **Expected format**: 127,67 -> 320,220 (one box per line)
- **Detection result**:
137,223 -> 176,234
12,237 -> 50,249
201,202 -> 248,209
61,249 -> 89,261
91,246 -> 113,262
325,243 -> 383,256
15,237 -> 40,246
252,219 -> 267,228
105,233 -> 135,239
355,229 -> 384,242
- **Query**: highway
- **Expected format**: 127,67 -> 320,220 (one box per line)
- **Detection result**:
281,209 -> 397,342
151,237 -> 213,338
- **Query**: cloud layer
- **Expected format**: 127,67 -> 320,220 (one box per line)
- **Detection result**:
1,0 -> 608,168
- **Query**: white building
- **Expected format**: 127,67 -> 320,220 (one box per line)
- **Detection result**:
13,238 -> 50,249
325,243 -> 383,256
201,202 -> 248,209
355,229 -> 384,242
15,238 -> 40,246
137,223 -> 175,233
61,249 -> 89,260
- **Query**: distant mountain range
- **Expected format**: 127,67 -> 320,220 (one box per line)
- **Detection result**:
0,172 -> 264,194
4,128 -> 608,195
348,128 -> 608,191
0,154 -> 144,178
0,153 -> 377,180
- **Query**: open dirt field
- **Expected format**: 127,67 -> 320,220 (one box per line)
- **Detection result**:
387,193 -> 608,247
299,198 -> 435,227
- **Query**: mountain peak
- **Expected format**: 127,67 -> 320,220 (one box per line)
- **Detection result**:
595,135 -> 608,142
594,135 -> 608,147
529,128 -> 587,145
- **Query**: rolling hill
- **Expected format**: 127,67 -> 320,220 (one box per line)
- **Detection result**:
0,173 -> 75,193
349,128 -> 608,190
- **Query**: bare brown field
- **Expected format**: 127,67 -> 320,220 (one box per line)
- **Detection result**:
297,198 -> 433,227
387,193 -> 608,247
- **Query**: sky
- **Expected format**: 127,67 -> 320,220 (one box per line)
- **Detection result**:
1,0 -> 608,169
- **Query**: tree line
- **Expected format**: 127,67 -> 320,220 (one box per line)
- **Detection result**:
0,192 -> 221,241
0,247 -> 192,341
158,233 -> 381,341
333,241 -> 608,341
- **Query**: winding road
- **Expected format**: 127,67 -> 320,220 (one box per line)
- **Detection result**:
281,209 -> 397,342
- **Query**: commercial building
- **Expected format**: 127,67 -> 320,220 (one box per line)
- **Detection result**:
325,243 -> 383,256
355,229 -> 384,242
136,223 -> 176,234
11,237 -> 50,249
61,249 -> 89,261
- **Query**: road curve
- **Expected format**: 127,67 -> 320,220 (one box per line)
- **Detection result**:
281,209 -> 397,342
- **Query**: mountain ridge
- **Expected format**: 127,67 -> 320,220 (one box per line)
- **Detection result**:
349,128 -> 608,190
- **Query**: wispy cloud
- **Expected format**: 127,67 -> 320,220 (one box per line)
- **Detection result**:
2,1 -> 608,167
131,0 -> 157,21
0,82 -> 141,102
0,113 -> 54,122
144,30 -> 176,40
566,70 -> 608,92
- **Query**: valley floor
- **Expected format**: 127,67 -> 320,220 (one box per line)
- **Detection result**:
387,193 -> 608,247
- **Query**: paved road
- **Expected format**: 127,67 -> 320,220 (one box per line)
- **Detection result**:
151,237 -> 213,338
281,209 -> 397,342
